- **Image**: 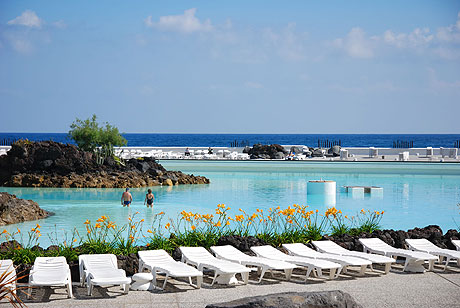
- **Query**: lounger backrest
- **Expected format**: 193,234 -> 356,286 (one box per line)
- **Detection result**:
0,259 -> 16,282
283,243 -> 320,257
210,245 -> 248,260
406,239 -> 437,250
251,245 -> 285,258
32,257 -> 69,279
452,240 -> 460,251
34,257 -> 68,270
359,238 -> 393,250
79,254 -> 118,271
312,240 -> 348,253
138,250 -> 174,265
180,247 -> 216,262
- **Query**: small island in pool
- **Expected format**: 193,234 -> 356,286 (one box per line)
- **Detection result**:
0,191 -> 52,225
0,140 -> 210,188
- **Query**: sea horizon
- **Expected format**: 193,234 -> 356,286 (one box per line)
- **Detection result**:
1,132 -> 460,148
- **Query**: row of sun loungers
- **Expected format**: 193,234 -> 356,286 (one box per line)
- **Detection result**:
1,239 -> 459,300
115,149 -> 251,160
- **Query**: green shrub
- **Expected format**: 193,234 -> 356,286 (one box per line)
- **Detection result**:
68,114 -> 127,152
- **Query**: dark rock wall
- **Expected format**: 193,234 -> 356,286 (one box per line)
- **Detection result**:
0,141 -> 209,188
0,192 -> 51,225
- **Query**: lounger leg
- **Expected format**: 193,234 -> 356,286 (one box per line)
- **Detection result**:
161,274 -> 169,290
196,276 -> 202,289
384,263 -> 391,274
123,283 -> 129,294
335,267 -> 342,278
443,257 -> 451,271
316,268 -> 323,278
67,279 -> 73,298
359,264 -> 366,276
304,268 -> 313,282
258,267 -> 268,283
428,259 -> 434,271
27,286 -> 32,299
284,268 -> 293,281
242,272 -> 249,285
210,272 -> 218,286
342,266 -> 348,274
87,281 -> 93,296
329,268 -> 336,280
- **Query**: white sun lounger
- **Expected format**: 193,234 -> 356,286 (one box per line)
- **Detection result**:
282,243 -> 372,276
138,250 -> 203,290
452,240 -> 460,251
359,238 -> 438,273
250,245 -> 341,281
0,259 -> 17,295
28,257 -> 72,298
406,238 -> 460,270
312,240 -> 395,274
210,245 -> 297,282
79,254 -> 131,296
179,246 -> 251,286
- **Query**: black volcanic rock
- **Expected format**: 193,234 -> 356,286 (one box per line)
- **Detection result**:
247,144 -> 287,159
324,225 -> 458,251
206,290 -> 363,308
0,140 -> 209,188
0,192 -> 51,225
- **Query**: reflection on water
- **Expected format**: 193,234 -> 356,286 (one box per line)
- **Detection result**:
1,164 -> 459,247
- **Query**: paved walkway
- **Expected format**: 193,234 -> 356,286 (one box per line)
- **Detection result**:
6,264 -> 460,308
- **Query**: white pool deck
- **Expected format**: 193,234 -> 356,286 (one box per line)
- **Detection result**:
12,263 -> 460,308
1,145 -> 459,163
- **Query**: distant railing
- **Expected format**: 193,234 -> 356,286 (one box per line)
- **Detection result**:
455,140 -> 460,149
0,138 -> 17,146
317,139 -> 341,148
230,140 -> 250,147
393,140 -> 414,148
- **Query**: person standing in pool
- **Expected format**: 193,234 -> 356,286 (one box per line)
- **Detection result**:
121,188 -> 133,207
144,189 -> 155,208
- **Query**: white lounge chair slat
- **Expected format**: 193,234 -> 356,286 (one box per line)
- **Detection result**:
282,243 -> 372,275
312,240 -> 395,274
0,259 -> 17,295
138,250 -> 203,289
452,240 -> 460,251
406,238 -> 460,270
250,245 -> 341,281
180,246 -> 251,286
79,254 -> 131,296
359,238 -> 438,273
211,245 -> 296,282
28,257 -> 73,298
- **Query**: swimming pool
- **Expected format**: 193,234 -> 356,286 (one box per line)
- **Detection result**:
1,161 -> 459,247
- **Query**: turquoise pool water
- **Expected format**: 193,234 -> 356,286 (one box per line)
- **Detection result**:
1,161 -> 459,247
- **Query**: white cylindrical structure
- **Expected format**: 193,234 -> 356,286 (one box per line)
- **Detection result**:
307,180 -> 336,195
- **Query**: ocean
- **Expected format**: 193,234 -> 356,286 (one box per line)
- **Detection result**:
1,133 -> 460,148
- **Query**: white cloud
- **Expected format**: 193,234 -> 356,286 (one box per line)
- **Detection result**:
3,32 -> 34,54
436,12 -> 460,43
334,27 -> 374,58
52,20 -> 67,29
7,10 -> 43,28
383,28 -> 433,48
145,8 -> 212,33
263,23 -> 306,61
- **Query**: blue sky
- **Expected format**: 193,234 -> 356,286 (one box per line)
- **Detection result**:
1,1 -> 460,133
